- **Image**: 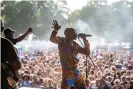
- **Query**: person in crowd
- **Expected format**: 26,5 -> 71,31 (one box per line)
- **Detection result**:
112,79 -> 124,89
3,27 -> 32,45
1,19 -> 21,89
20,75 -> 32,87
97,77 -> 112,89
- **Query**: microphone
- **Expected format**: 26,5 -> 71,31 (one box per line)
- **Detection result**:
78,33 -> 92,38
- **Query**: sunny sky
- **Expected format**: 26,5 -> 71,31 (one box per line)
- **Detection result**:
65,0 -> 88,11
1,0 -> 133,11
54,0 -> 133,11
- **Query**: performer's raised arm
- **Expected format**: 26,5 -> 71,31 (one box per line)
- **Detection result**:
50,20 -> 61,44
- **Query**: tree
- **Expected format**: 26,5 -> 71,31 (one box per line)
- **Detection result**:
67,1 -> 133,43
1,1 -> 38,34
1,0 -> 69,39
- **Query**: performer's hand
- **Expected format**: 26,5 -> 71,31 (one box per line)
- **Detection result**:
79,33 -> 86,40
52,20 -> 61,31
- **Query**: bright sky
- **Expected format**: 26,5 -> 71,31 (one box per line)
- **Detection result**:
54,0 -> 133,11
66,0 -> 88,11
1,0 -> 133,11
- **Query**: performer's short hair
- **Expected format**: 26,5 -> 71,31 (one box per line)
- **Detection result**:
64,28 -> 75,36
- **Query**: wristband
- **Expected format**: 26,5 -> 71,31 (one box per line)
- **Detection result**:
54,30 -> 58,32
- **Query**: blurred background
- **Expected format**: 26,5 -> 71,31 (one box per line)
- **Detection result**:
1,1 -> 133,89
1,0 -> 133,52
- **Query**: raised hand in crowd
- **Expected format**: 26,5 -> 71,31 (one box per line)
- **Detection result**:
27,27 -> 33,34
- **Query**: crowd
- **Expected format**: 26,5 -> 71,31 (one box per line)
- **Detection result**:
17,49 -> 133,89
1,17 -> 133,89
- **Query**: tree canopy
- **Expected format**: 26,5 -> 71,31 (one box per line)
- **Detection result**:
1,0 -> 133,43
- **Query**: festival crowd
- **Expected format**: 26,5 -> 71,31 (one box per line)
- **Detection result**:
18,49 -> 133,89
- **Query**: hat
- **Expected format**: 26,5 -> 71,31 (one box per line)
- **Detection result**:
114,79 -> 121,83
3,28 -> 15,35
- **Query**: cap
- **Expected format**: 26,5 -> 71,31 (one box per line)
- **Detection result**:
114,79 -> 121,83
3,28 -> 15,35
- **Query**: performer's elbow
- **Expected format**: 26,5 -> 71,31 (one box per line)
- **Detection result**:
85,50 -> 90,55
50,36 -> 53,42
50,36 -> 55,43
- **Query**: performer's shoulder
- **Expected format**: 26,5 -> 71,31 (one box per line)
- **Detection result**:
57,36 -> 65,42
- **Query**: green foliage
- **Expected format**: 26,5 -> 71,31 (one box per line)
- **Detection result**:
1,0 -> 133,42
1,1 -> 37,33
68,1 -> 133,43
1,1 -> 68,39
